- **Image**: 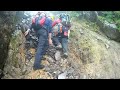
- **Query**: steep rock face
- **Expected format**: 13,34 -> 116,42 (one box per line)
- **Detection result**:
69,21 -> 120,79
3,31 -> 80,79
0,11 -> 24,78
0,11 -> 17,69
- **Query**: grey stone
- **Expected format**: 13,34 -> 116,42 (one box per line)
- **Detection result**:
58,71 -> 67,79
13,67 -> 22,75
67,68 -> 74,74
68,75 -> 74,79
79,29 -> 84,34
47,57 -> 55,63
61,67 -> 66,72
55,51 -> 61,61
97,17 -> 120,42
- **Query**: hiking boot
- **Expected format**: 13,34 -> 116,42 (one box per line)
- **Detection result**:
62,52 -> 68,58
56,44 -> 62,50
33,65 -> 45,70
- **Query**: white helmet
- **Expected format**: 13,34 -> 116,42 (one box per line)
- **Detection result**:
36,11 -> 46,17
40,12 -> 46,17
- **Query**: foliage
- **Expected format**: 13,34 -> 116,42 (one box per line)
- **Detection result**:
99,11 -> 120,31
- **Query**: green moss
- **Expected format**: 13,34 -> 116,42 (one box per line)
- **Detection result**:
88,22 -> 99,32
98,16 -> 106,23
98,13 -> 120,31
9,35 -> 20,67
70,31 -> 76,38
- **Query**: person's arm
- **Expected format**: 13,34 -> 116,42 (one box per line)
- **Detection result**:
48,19 -> 53,45
24,28 -> 30,36
52,20 -> 57,27
24,24 -> 33,36
48,33 -> 52,43
52,19 -> 61,27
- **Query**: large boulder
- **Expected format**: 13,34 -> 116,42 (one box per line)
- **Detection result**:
82,11 -> 120,42
97,19 -> 120,42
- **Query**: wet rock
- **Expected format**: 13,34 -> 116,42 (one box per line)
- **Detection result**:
67,68 -> 74,74
0,69 -> 3,78
61,59 -> 66,63
3,75 -> 14,79
8,72 -> 17,78
29,48 -> 35,55
47,57 -> 55,63
21,65 -> 30,75
80,74 -> 87,79
4,65 -> 13,75
53,70 -> 61,75
26,51 -> 33,61
55,51 -> 61,61
58,71 -> 67,79
95,73 -> 100,78
61,67 -> 66,72
74,75 -> 79,79
44,66 -> 51,71
0,69 -> 2,75
42,60 -> 50,66
68,75 -> 74,79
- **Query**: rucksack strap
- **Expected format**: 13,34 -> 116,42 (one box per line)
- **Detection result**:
57,23 -> 62,33
39,17 -> 46,26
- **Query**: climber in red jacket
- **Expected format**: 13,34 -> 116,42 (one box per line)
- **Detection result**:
52,13 -> 71,58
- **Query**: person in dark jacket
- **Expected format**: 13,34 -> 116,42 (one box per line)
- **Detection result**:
25,12 -> 53,70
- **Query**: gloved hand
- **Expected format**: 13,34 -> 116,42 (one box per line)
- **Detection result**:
48,38 -> 53,46
24,29 -> 30,36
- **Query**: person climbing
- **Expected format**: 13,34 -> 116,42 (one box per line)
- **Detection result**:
52,13 -> 71,58
52,14 -> 63,49
24,11 -> 44,36
25,11 -> 53,70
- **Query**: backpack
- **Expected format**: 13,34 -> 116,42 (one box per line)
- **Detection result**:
61,14 -> 71,27
32,16 -> 46,30
52,23 -> 62,36
52,22 -> 70,37
60,14 -> 71,37
52,14 -> 71,37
